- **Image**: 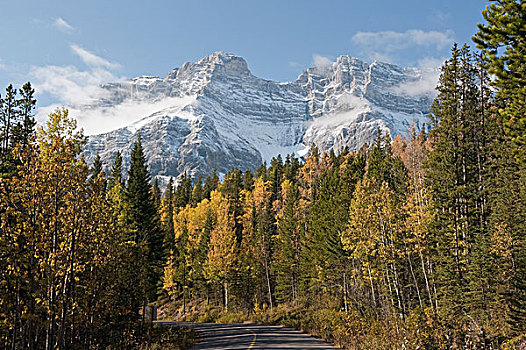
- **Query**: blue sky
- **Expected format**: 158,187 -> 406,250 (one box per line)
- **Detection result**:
0,0 -> 486,112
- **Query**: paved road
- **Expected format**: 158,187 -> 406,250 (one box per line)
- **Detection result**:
157,321 -> 337,349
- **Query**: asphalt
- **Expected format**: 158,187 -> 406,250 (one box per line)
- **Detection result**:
156,321 -> 338,350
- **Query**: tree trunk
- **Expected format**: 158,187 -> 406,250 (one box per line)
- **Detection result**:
367,264 -> 377,311
343,272 -> 349,313
224,280 -> 229,312
264,259 -> 273,310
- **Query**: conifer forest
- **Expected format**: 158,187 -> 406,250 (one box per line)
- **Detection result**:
1,1 -> 526,348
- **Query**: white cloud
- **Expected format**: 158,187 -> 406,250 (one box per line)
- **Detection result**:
38,96 -> 196,135
31,61 -> 118,134
70,44 -> 121,69
392,57 -> 444,97
53,17 -> 74,32
312,54 -> 333,74
28,43 -> 181,135
30,46 -> 122,128
352,29 -> 455,53
31,46 -> 197,135
30,64 -> 117,106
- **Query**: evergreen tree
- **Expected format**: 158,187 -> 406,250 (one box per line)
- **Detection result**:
304,158 -> 349,306
283,154 -> 301,182
474,0 -> 526,336
152,178 -> 162,210
0,82 -> 36,178
220,168 -> 244,244
11,82 -> 36,149
89,154 -> 106,190
426,44 -> 495,344
161,178 -> 175,257
242,169 -> 254,191
126,136 -> 163,301
174,172 -> 193,207
367,128 -> 407,197
203,168 -> 219,200
0,85 -> 19,175
108,151 -> 124,190
90,154 -> 103,176
274,179 -> 303,303
268,155 -> 284,204
191,174 -> 204,206
254,162 -> 267,180
473,0 -> 526,149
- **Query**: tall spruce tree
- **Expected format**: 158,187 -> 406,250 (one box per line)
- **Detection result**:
220,168 -> 244,245
426,44 -> 494,344
242,169 -> 254,191
89,154 -> 105,184
473,0 -> 526,149
191,174 -> 204,206
126,136 -> 163,301
0,85 -> 19,176
274,179 -> 303,304
11,82 -> 36,150
152,179 -> 162,210
305,157 -> 349,305
174,172 -> 193,208
89,155 -> 108,202
161,178 -> 175,257
367,128 -> 407,197
474,0 -> 526,336
268,155 -> 284,204
108,151 -> 124,190
203,168 -> 219,200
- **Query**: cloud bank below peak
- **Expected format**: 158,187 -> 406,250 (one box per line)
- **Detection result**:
32,45 -> 191,135
391,58 -> 444,97
31,45 -> 125,132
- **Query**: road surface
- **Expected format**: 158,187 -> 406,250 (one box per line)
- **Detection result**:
157,321 -> 337,349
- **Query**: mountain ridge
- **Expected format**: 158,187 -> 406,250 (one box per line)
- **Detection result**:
82,51 -> 435,183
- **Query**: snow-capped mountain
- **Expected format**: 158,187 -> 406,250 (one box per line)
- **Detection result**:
83,52 -> 434,182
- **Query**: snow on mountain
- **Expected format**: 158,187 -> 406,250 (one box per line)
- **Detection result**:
82,52 -> 435,182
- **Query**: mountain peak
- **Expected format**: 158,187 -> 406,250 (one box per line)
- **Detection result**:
168,51 -> 251,84
201,51 -> 251,77
206,51 -> 238,61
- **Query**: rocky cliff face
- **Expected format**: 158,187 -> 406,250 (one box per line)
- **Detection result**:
82,52 -> 434,182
